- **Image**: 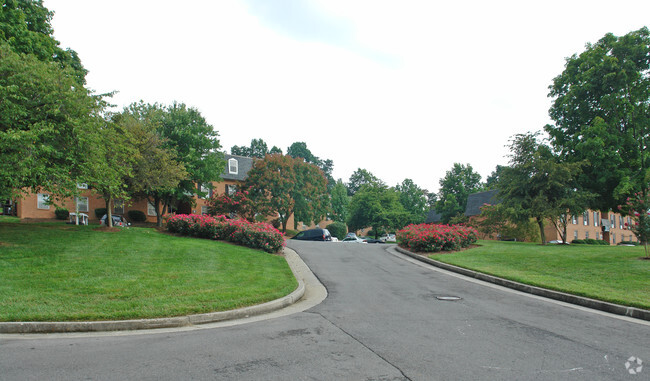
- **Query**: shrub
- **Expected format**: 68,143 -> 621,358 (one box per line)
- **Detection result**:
572,239 -> 608,245
572,239 -> 586,244
94,208 -> 107,219
127,210 -> 147,222
166,214 -> 285,253
327,222 -> 347,240
55,208 -> 69,220
397,223 -> 478,253
619,241 -> 638,246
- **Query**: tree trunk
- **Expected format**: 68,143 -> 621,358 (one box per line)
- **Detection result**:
155,195 -> 163,227
537,216 -> 546,244
106,197 -> 113,228
74,197 -> 79,225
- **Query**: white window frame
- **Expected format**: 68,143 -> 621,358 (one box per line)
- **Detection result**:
37,194 -> 50,210
583,211 -> 589,226
201,205 -> 208,215
147,201 -> 156,216
199,183 -> 210,199
77,183 -> 88,189
585,231 -> 589,239
593,211 -> 599,227
226,184 -> 237,196
76,196 -> 89,213
571,215 -> 577,225
228,158 -> 239,175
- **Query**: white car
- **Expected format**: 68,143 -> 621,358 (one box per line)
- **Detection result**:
341,236 -> 366,243
380,234 -> 396,242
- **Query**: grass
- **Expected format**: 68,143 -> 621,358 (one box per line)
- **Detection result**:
0,221 -> 297,321
430,240 -> 650,310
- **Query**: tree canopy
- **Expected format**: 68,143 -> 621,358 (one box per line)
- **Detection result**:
396,178 -> 428,224
434,163 -> 483,224
347,183 -> 409,236
545,27 -> 650,211
231,138 -> 269,158
347,168 -> 382,196
245,154 -> 328,232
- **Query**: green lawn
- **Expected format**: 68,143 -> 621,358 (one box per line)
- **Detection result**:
0,221 -> 296,321
431,240 -> 650,310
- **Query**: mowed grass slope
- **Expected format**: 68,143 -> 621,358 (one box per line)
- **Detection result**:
432,240 -> 650,310
0,222 -> 296,321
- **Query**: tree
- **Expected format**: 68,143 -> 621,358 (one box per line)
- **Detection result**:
83,118 -> 136,227
231,138 -> 269,158
0,0 -> 87,84
330,179 -> 350,223
497,132 -> 592,244
122,101 -> 224,226
116,113 -> 187,226
485,165 -> 506,190
396,179 -> 428,224
435,163 -> 483,223
269,146 -> 283,155
0,42 -> 100,201
470,204 -> 539,242
619,190 -> 650,257
287,141 -> 317,163
347,168 -> 382,196
207,186 -> 255,222
545,27 -> 650,212
347,183 -> 409,237
245,154 -> 328,232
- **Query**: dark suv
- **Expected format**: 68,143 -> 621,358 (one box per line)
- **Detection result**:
291,228 -> 332,241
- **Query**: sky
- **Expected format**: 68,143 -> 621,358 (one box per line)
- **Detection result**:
44,0 -> 650,193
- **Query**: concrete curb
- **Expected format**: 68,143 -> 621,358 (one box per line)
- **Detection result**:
0,250 -> 306,334
395,246 -> 650,322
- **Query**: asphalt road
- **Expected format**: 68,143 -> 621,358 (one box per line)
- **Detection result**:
1,241 -> 648,380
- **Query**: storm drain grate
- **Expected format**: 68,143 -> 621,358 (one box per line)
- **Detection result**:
435,296 -> 462,301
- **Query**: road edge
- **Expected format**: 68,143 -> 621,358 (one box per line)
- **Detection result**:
394,246 -> 650,322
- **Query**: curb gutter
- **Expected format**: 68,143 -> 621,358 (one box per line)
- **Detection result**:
395,246 -> 650,322
0,250 -> 306,334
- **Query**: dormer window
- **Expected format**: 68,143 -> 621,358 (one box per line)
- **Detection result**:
228,158 -> 238,174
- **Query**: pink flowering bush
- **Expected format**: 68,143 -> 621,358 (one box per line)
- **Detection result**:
397,223 -> 478,253
167,214 -> 285,253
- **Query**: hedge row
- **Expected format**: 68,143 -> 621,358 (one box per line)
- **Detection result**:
166,214 -> 285,253
571,239 -> 609,245
397,223 -> 478,252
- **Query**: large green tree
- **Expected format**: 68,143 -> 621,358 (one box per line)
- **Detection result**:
545,27 -> 650,211
330,179 -> 350,223
245,154 -> 328,232
0,42 -> 100,201
497,132 -> 592,244
435,163 -> 483,224
122,101 -> 224,225
347,183 -> 409,237
0,0 -> 87,84
231,138 -> 269,158
347,168 -> 382,196
396,178 -> 428,224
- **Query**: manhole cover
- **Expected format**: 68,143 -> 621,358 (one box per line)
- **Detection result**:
435,296 -> 462,301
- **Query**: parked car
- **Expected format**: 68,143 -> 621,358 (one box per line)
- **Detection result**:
345,232 -> 359,239
342,236 -> 366,243
100,214 -> 130,227
292,228 -> 332,241
380,234 -> 396,242
363,238 -> 384,244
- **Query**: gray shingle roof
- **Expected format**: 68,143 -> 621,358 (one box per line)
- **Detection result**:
221,154 -> 254,181
464,189 -> 500,217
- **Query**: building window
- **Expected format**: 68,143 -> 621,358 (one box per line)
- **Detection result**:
612,233 -> 616,244
76,197 -> 89,212
201,205 -> 208,215
610,214 -> 616,229
571,215 -> 577,224
37,194 -> 50,209
113,200 -> 124,215
228,158 -> 238,175
585,231 -> 589,239
147,201 -> 156,216
198,183 -> 211,199
593,211 -> 599,226
574,230 -> 578,240
583,211 -> 589,226
226,184 -> 237,196
77,183 -> 88,189
619,215 -> 623,229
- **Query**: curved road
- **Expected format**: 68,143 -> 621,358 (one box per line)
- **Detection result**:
1,241 -> 648,380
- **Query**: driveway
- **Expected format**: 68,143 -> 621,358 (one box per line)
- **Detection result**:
1,241 -> 648,380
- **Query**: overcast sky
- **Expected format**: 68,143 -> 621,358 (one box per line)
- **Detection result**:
44,0 -> 650,193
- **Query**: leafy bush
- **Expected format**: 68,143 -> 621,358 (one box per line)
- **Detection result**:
327,222 -> 347,240
572,239 -> 608,245
166,214 -> 285,253
397,223 -> 478,252
618,241 -> 638,246
55,208 -> 69,220
572,239 -> 586,244
127,210 -> 147,222
94,208 -> 107,219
